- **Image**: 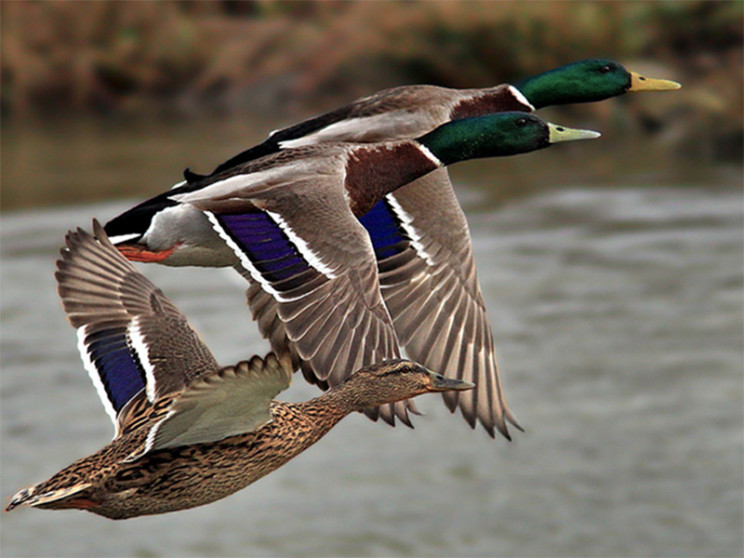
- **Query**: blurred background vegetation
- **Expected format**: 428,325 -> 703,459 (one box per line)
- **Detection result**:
1,0 -> 742,210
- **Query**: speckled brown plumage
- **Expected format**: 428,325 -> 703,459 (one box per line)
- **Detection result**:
7,357 -> 472,520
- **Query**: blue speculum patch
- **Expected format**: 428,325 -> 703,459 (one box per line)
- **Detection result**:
359,199 -> 411,260
85,328 -> 146,412
217,212 -> 311,283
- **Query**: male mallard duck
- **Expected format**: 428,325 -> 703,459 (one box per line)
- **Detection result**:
187,58 -> 680,180
106,112 -> 599,438
4,221 -> 473,520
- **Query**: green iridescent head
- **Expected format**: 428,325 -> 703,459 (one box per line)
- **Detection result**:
514,58 -> 681,109
417,112 -> 600,166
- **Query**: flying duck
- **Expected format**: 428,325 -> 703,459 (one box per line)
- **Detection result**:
4,221 -> 474,520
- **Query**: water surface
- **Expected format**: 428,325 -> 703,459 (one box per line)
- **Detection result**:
2,183 -> 741,557
1,116 -> 742,557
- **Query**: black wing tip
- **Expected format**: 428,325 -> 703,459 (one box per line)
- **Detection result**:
396,411 -> 414,429
509,421 -> 525,434
229,352 -> 287,380
397,399 -> 419,428
482,412 -> 522,441
494,424 -> 511,441
488,412 -> 526,442
407,399 -> 423,416
369,404 -> 417,429
442,393 -> 519,441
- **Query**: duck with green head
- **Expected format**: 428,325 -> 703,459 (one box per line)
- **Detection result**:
104,58 -> 679,439
512,58 -> 680,109
4,221 -> 475,519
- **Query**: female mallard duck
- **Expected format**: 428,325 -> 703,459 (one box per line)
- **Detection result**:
4,221 -> 473,520
106,112 -> 599,438
104,59 -> 679,440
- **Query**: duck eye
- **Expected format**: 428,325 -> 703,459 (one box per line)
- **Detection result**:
600,65 -> 612,74
515,117 -> 528,127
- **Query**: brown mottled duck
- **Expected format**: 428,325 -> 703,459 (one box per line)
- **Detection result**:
4,221 -> 473,520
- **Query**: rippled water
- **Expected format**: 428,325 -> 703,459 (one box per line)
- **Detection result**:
1,178 -> 741,556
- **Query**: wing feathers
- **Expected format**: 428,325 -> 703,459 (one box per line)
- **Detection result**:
146,353 -> 292,452
56,221 -> 221,435
369,172 -> 521,439
197,179 -> 413,427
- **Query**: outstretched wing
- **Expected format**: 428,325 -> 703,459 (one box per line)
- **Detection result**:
56,220 -> 220,437
360,169 -> 522,439
122,353 -> 293,460
175,171 -> 414,426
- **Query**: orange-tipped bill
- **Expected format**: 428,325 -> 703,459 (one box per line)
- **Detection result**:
115,243 -> 176,263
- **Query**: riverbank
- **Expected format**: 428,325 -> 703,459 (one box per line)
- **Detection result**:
3,3 -> 740,123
